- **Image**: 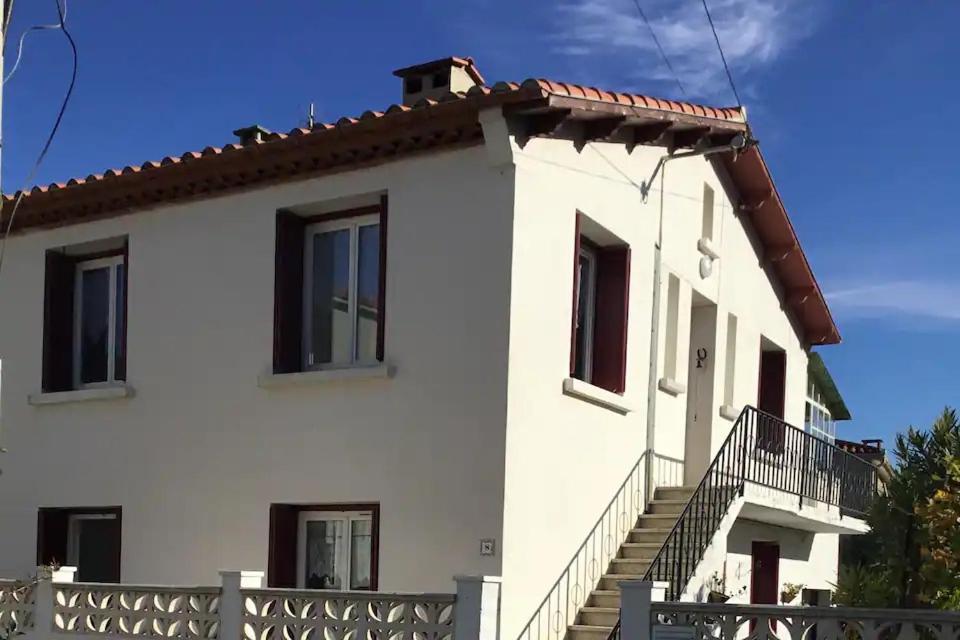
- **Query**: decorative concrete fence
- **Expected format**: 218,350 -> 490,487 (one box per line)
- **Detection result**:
1,567 -> 500,640
620,581 -> 960,640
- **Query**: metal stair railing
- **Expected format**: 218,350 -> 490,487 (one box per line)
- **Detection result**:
607,406 -> 879,639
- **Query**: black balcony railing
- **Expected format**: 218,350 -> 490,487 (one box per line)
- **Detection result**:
608,406 -> 879,639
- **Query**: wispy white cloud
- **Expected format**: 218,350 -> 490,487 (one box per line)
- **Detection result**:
826,280 -> 960,323
552,0 -> 822,100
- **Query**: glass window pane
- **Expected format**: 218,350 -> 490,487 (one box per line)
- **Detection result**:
574,253 -> 592,381
356,224 -> 380,362
310,229 -> 351,365
114,264 -> 126,381
350,519 -> 373,590
80,267 -> 110,384
304,520 -> 343,589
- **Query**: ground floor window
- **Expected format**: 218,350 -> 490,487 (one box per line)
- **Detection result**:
269,503 -> 379,590
37,507 -> 121,583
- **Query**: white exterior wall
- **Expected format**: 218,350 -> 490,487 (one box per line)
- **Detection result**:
724,521 -> 840,603
499,137 -> 813,637
0,120 -> 835,631
0,146 -> 513,590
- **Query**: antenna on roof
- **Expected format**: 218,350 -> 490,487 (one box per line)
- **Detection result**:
307,103 -> 315,130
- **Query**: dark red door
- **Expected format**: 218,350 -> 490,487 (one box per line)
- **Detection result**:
751,541 -> 780,604
757,350 -> 786,452
758,350 -> 786,418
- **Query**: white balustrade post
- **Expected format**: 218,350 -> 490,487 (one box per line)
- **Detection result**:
218,571 -> 263,640
27,566 -> 75,640
620,581 -> 667,640
453,576 -> 501,640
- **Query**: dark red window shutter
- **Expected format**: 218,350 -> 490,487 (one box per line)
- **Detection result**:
273,212 -> 306,374
115,240 -> 129,381
268,504 -> 298,588
569,214 -> 582,376
376,195 -> 388,362
42,250 -> 75,392
36,508 -> 69,566
591,246 -> 631,393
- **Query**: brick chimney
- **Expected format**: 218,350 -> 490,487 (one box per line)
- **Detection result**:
392,56 -> 485,106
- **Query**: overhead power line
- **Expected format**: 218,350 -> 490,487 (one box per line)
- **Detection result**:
700,0 -> 743,109
630,0 -> 688,100
0,0 -> 77,280
4,0 -> 69,85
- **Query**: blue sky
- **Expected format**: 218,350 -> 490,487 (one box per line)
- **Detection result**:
4,1 -> 958,449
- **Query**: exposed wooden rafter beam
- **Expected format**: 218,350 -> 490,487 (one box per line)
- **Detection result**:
508,109 -> 572,146
788,287 -> 815,307
767,244 -> 798,263
573,116 -> 627,150
622,121 -> 673,151
739,189 -> 773,213
670,126 -> 712,150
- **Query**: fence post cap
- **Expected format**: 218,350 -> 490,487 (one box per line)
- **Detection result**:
453,575 -> 502,584
219,570 -> 265,578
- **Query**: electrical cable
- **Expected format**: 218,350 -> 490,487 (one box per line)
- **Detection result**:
4,1 -> 69,85
700,0 -> 743,109
0,0 -> 76,280
629,0 -> 688,100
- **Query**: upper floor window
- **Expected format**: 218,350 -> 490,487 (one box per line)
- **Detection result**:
303,216 -> 380,369
805,382 -> 836,443
42,239 -> 128,393
273,198 -> 387,374
569,212 -> 631,394
74,256 -> 126,387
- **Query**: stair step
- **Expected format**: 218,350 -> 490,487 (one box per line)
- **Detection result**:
578,607 -> 620,627
637,513 -> 680,527
609,558 -> 652,574
599,573 -> 645,590
647,499 -> 689,514
568,624 -> 615,640
588,590 -> 621,608
620,542 -> 663,559
655,486 -> 697,501
628,528 -> 673,543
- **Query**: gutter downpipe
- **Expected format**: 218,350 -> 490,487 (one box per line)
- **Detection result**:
642,135 -> 752,501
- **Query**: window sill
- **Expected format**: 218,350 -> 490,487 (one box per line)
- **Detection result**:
657,377 -> 686,396
719,404 -> 740,421
28,384 -> 135,406
697,237 -> 720,260
258,363 -> 393,388
562,378 -> 634,414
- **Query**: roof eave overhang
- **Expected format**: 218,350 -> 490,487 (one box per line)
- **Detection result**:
502,94 -> 839,346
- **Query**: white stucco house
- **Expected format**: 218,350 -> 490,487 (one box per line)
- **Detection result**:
0,56 -> 879,640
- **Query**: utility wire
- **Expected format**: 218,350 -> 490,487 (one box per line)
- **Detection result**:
700,0 -> 743,109
4,1 -> 69,85
629,0 -> 688,100
0,0 -> 77,280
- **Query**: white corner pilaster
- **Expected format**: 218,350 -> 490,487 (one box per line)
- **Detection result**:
28,565 -> 73,640
453,575 -> 501,640
620,580 -> 667,640
218,570 -> 263,640
478,108 -> 517,169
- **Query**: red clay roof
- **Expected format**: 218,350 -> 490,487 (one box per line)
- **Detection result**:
0,58 -> 837,344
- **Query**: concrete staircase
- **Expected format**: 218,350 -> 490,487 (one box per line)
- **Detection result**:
567,485 -> 695,640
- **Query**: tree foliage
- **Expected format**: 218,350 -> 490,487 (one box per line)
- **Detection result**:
836,407 -> 960,609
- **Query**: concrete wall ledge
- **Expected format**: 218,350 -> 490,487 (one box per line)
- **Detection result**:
28,385 -> 135,406
562,377 -> 634,414
258,364 -> 393,388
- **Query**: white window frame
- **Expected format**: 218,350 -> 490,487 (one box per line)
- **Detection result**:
73,255 -> 124,389
302,215 -> 380,370
296,510 -> 373,590
805,384 -> 836,443
66,512 -> 118,569
575,244 -> 598,383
